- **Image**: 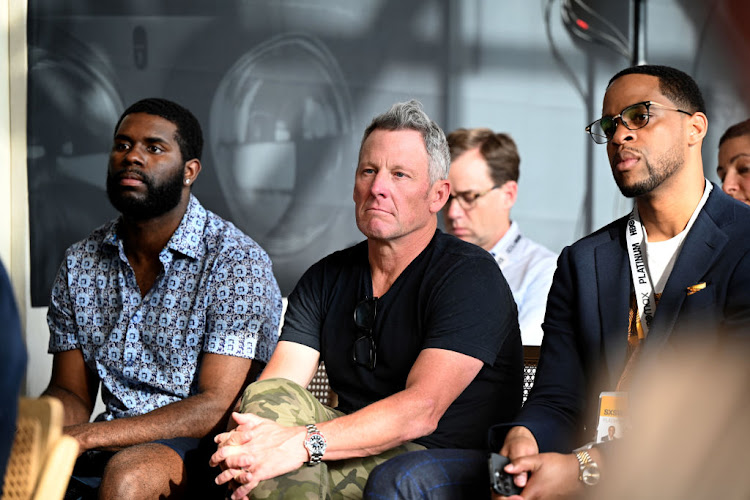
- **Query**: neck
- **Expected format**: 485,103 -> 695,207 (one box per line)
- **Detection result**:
368,221 -> 436,297
485,218 -> 512,252
637,176 -> 705,242
120,196 -> 189,262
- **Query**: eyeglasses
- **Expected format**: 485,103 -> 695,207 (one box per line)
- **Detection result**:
585,101 -> 692,144
446,185 -> 501,210
352,297 -> 378,370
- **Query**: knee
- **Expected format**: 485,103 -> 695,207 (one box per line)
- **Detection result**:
240,377 -> 305,403
239,378 -> 319,425
365,453 -> 419,499
98,445 -> 185,500
365,449 -> 490,500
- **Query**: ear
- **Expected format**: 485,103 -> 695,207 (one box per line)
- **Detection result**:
501,181 -> 518,210
184,159 -> 202,186
687,112 -> 708,147
429,179 -> 450,214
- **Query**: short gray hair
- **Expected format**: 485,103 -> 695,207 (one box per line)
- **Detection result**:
360,100 -> 450,184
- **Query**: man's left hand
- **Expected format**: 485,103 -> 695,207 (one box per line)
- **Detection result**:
210,412 -> 309,499
491,452 -> 582,500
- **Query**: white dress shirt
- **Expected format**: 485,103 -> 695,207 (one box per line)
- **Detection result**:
489,221 -> 557,345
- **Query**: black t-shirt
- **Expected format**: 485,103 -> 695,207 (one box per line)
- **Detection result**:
281,230 -> 523,449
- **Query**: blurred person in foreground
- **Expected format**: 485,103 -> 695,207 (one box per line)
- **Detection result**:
0,260 -> 27,496
588,339 -> 750,500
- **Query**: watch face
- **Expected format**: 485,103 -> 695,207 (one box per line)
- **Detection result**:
582,464 -> 600,486
306,433 -> 326,454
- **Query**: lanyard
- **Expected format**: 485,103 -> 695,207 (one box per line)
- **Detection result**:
624,181 -> 712,339
495,234 -> 522,269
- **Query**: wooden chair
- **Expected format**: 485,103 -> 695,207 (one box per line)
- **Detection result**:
2,397 -> 78,500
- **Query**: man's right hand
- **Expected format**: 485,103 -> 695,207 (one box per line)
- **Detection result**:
493,426 -> 539,498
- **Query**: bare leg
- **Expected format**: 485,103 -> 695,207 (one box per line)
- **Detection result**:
98,443 -> 187,500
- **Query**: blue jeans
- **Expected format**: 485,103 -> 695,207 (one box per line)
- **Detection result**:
364,448 -> 490,500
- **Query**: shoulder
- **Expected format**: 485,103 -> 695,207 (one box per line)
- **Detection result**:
62,219 -> 119,266
515,235 -> 557,268
296,240 -> 368,286
704,185 -> 750,240
431,230 -> 496,264
202,209 -> 274,266
424,232 -> 505,291
564,215 -> 628,256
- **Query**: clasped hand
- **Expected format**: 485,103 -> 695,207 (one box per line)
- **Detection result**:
490,426 -> 582,500
209,412 -> 308,500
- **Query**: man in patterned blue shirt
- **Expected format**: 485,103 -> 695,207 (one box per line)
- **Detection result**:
43,98 -> 282,499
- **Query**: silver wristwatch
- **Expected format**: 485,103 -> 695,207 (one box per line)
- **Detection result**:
303,424 -> 327,466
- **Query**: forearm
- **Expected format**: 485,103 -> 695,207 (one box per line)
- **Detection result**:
70,391 -> 234,452
316,388 -> 439,461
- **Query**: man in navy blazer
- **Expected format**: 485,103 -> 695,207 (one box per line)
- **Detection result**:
489,65 -> 750,499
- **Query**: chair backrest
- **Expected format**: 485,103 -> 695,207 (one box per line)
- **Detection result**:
306,362 -> 338,408
2,397 -> 78,500
523,345 -> 540,404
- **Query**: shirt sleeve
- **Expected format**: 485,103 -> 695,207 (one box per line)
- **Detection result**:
47,252 -> 80,354
276,259 -> 325,352
423,254 -> 519,365
203,241 -> 282,363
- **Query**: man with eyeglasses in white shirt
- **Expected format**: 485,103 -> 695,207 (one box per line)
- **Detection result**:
443,128 -> 556,346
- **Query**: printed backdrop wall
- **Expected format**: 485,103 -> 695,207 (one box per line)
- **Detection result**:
27,0 -> 748,306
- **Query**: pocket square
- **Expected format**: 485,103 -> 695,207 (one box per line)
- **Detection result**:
686,282 -> 706,296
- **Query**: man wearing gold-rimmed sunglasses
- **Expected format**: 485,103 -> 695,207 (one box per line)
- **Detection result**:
489,65 -> 750,499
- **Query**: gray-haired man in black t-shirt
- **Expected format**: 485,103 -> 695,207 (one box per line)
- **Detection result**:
210,100 -> 523,499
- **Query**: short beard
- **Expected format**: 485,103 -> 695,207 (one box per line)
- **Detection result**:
106,165 -> 185,220
616,145 -> 683,198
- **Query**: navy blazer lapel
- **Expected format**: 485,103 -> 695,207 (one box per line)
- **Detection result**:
596,222 -> 631,384
647,187 -> 730,348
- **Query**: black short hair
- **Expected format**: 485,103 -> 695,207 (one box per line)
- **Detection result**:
608,65 -> 706,116
719,119 -> 750,147
114,98 -> 203,162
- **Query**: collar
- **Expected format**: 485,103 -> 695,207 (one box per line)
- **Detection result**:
102,194 -> 207,260
488,220 -> 521,257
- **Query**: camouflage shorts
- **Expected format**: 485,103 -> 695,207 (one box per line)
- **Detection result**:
238,378 -> 426,500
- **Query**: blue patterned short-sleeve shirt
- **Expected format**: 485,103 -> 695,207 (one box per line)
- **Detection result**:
48,195 -> 282,420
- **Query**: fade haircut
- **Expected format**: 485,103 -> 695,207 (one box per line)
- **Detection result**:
608,65 -> 707,116
114,98 -> 203,162
360,100 -> 450,185
719,118 -> 750,147
447,128 -> 520,186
